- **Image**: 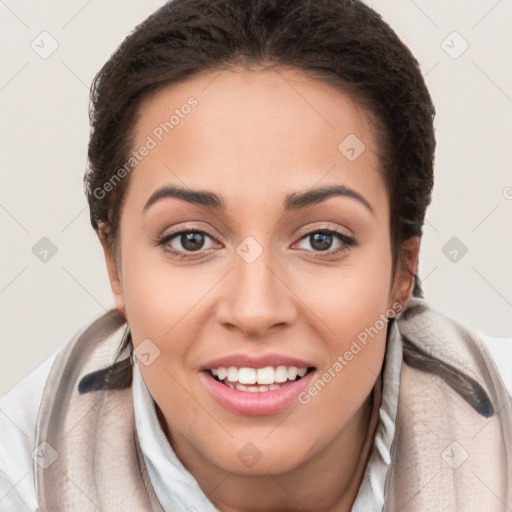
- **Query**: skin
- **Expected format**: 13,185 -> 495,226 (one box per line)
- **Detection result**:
99,65 -> 419,511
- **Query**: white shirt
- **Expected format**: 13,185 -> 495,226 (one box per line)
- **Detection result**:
0,322 -> 403,512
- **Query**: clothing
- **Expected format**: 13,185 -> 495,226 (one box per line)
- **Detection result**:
0,297 -> 511,511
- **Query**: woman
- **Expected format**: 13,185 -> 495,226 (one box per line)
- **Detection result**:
1,0 -> 511,510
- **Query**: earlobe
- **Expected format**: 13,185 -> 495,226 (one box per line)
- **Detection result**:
97,227 -> 126,316
391,236 -> 420,308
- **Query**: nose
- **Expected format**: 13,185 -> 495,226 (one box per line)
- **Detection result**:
215,242 -> 297,338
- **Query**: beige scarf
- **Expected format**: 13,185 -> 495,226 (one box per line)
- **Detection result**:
34,297 -> 512,511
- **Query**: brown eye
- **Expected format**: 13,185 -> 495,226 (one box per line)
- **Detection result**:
179,232 -> 206,251
296,229 -> 355,254
309,232 -> 334,251
158,229 -> 217,255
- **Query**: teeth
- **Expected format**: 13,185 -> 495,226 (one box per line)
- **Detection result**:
231,381 -> 285,392
274,366 -> 288,383
209,365 -> 310,387
238,367 -> 256,385
256,366 -> 274,384
287,367 -> 298,380
226,366 -> 238,382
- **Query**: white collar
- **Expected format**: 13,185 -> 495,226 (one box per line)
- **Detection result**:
351,319 -> 402,511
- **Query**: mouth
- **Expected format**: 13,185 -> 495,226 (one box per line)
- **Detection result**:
200,364 -> 317,416
207,365 -> 316,393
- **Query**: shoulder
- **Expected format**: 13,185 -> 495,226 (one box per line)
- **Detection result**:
397,297 -> 510,416
390,298 -> 512,508
0,352 -> 57,511
0,310 -> 124,512
0,310 -> 128,512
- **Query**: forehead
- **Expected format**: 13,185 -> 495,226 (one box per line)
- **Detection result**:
127,65 -> 387,216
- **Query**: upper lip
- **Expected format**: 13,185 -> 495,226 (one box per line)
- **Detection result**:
201,353 -> 316,371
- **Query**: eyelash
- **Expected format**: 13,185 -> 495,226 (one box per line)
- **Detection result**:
156,227 -> 357,260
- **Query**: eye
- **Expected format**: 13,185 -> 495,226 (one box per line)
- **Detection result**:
156,226 -> 356,259
157,229 -> 218,256
295,228 -> 356,255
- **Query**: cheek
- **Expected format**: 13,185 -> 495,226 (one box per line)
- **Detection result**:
120,252 -> 205,418
295,278 -> 390,440
292,239 -> 393,408
120,234 -> 213,340
293,234 -> 394,339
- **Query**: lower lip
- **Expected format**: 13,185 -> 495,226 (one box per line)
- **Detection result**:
200,370 -> 316,416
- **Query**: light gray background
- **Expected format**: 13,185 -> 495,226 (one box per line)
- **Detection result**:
1,0 -> 511,396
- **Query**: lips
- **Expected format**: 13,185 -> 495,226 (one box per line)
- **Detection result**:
199,352 -> 317,415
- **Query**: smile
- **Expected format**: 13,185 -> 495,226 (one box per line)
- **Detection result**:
201,365 -> 317,416
209,365 -> 312,392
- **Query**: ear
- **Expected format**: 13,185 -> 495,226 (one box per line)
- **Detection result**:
390,236 -> 420,308
97,226 -> 126,317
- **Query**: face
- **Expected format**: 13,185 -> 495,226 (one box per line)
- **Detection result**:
101,65 -> 416,477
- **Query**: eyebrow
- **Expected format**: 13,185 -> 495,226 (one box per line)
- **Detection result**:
143,184 -> 375,215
